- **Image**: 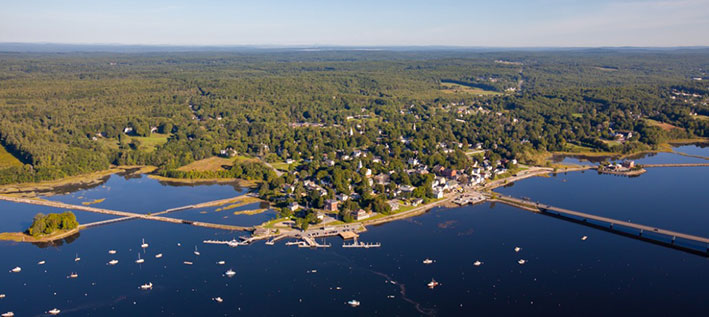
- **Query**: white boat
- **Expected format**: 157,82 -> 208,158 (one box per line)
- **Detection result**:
212,297 -> 223,303
265,240 -> 275,246
581,235 -> 588,241
177,243 -> 181,247
67,272 -> 78,279
0,294 -> 5,298
193,246 -> 200,256
48,308 -> 61,315
2,312 -> 14,317
108,250 -> 117,254
139,282 -> 153,290
135,254 -> 144,264
473,260 -> 483,266
107,259 -> 118,266
183,261 -> 193,265
518,259 -> 527,265
227,239 -> 240,248
347,299 -> 360,307
141,239 -> 149,249
422,258 -> 433,264
514,247 -> 521,252
427,279 -> 440,289
74,254 -> 80,262
9,267 -> 21,273
217,261 -> 226,265
155,253 -> 163,259
387,295 -> 395,299
38,260 -> 46,265
225,269 -> 236,277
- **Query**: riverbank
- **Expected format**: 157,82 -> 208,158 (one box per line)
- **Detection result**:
147,174 -> 258,188
0,165 -> 157,198
0,228 -> 80,243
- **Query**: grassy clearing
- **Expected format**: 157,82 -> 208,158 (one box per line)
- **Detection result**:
645,119 -> 680,131
0,144 -> 23,169
440,82 -> 502,96
178,157 -> 233,172
97,133 -> 170,152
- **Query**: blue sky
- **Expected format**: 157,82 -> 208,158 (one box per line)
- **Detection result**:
1,0 -> 707,46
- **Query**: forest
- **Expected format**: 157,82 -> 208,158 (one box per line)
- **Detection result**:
0,48 -> 707,185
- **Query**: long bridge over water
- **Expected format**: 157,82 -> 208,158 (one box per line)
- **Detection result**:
490,193 -> 709,256
0,195 -> 254,232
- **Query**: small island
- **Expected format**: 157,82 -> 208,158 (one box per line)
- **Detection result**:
0,211 -> 80,243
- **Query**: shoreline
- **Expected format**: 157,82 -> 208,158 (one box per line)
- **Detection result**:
0,228 -> 80,243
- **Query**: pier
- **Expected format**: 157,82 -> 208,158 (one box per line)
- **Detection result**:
490,193 -> 709,255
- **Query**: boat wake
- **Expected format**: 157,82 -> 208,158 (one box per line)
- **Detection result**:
369,270 -> 437,316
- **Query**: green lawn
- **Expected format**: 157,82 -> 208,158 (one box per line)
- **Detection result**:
97,133 -> 170,152
0,144 -> 23,169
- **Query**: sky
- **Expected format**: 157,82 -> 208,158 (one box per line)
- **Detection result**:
0,0 -> 708,47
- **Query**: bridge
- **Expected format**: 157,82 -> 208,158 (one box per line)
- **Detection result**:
0,195 -> 253,232
641,163 -> 709,168
490,193 -> 709,255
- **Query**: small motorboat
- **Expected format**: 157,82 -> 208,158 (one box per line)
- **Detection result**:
177,243 -> 181,247
225,269 -> 236,277
183,261 -> 193,265
140,282 -> 153,290
141,239 -> 149,249
387,295 -> 395,299
107,260 -> 118,266
518,259 -> 527,265
347,299 -> 360,307
265,240 -> 275,246
48,308 -> 61,315
155,253 -> 163,259
514,247 -> 521,252
135,254 -> 144,264
108,250 -> 117,255
9,267 -> 21,273
0,294 -> 5,298
74,254 -> 80,262
217,261 -> 226,265
227,239 -> 240,248
193,246 -> 200,256
213,297 -> 223,303
67,273 -> 78,279
2,312 -> 14,317
422,258 -> 433,264
38,260 -> 46,265
473,260 -> 483,266
581,236 -> 588,241
427,279 -> 440,289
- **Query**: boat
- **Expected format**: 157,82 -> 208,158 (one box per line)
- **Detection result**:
38,260 -> 46,265
1,312 -> 13,317
387,295 -> 395,299
581,235 -> 588,241
225,269 -> 236,277
227,239 -> 240,248
0,294 -> 5,298
177,243 -> 181,247
427,279 -> 440,289
74,254 -> 80,262
347,299 -> 360,307
141,239 -> 149,249
135,253 -> 144,264
422,258 -> 434,264
108,259 -> 119,265
514,247 -> 521,252
67,272 -> 78,279
139,282 -> 153,290
518,259 -> 527,265
48,308 -> 61,315
108,250 -> 117,254
183,261 -> 193,265
217,261 -> 226,265
9,267 -> 21,273
194,246 -> 200,256
155,253 -> 163,259
213,297 -> 223,303
473,260 -> 483,266
265,240 -> 275,246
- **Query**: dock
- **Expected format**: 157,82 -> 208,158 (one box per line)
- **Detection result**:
342,238 -> 381,248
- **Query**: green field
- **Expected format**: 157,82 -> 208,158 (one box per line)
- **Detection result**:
98,133 -> 170,153
440,82 -> 503,96
0,144 -> 23,169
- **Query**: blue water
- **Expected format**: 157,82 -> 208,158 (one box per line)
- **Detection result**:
1,161 -> 709,316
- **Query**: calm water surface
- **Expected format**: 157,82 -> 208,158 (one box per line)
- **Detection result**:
1,160 -> 708,316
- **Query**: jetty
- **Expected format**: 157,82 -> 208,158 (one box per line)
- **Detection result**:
0,195 -> 254,232
342,238 -> 381,248
490,193 -> 709,255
